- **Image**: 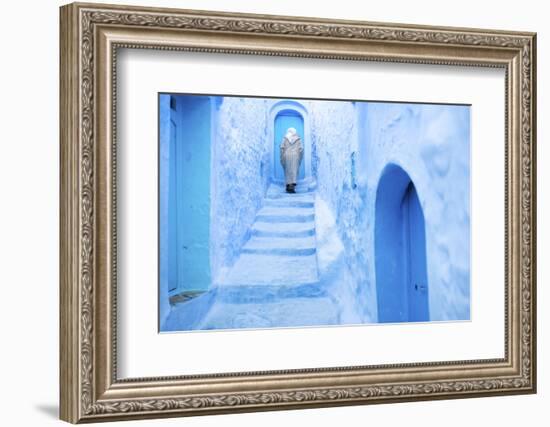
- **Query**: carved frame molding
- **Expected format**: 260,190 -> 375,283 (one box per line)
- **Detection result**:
60,2 -> 536,423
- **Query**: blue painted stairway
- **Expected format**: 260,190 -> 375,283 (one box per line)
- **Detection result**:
163,183 -> 341,331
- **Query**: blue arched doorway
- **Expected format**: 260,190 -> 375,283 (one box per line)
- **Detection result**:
375,164 -> 429,323
273,109 -> 305,182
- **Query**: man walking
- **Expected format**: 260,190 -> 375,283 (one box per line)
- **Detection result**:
280,127 -> 303,193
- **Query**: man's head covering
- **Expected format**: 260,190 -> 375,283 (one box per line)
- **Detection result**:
284,127 -> 300,144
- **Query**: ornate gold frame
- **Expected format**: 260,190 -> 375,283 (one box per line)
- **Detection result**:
59,2 -> 537,423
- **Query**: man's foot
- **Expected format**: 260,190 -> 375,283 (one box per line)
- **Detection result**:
285,184 -> 292,193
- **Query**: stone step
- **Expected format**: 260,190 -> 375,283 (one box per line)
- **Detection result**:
214,282 -> 325,304
251,221 -> 315,238
268,179 -> 317,188
242,235 -> 316,256
255,205 -> 315,223
252,228 -> 315,238
196,296 -> 339,330
264,199 -> 314,208
256,214 -> 315,223
267,188 -> 314,196
242,247 -> 316,256
265,194 -> 315,202
219,253 -> 319,286
245,235 -> 315,247
258,206 -> 315,216
266,184 -> 315,199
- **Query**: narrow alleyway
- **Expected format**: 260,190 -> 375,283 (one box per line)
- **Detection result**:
160,95 -> 472,331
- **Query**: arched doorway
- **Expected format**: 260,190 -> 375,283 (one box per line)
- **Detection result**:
375,164 -> 429,322
269,101 -> 311,184
274,109 -> 305,182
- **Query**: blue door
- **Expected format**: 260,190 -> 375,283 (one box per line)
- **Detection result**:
403,183 -> 429,321
175,96 -> 212,292
274,111 -> 305,182
167,119 -> 178,292
375,165 -> 429,323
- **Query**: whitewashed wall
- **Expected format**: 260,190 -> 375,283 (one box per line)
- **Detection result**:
210,97 -> 271,284
307,100 -> 377,322
359,102 -> 471,321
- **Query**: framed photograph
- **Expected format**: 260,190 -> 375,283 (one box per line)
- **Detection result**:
59,2 -> 537,423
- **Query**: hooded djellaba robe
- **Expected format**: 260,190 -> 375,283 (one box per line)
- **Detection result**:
280,127 -> 304,185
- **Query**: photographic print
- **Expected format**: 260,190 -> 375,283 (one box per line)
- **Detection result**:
59,3 -> 537,423
158,94 -> 471,332
60,5 -> 536,421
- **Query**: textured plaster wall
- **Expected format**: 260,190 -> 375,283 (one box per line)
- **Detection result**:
210,96 -> 272,284
360,102 -> 471,321
310,100 -> 470,322
308,100 -> 376,322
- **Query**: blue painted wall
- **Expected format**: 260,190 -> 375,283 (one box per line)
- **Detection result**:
361,103 -> 471,321
209,97 -> 271,284
274,110 -> 305,181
